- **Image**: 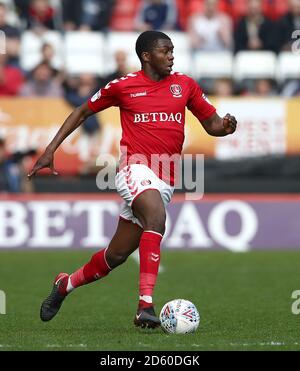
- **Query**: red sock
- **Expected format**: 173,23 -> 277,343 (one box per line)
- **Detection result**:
69,248 -> 111,291
139,231 -> 162,308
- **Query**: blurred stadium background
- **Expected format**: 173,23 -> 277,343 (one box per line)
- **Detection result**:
0,0 -> 300,351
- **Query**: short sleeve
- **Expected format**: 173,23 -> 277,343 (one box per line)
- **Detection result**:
187,78 -> 216,122
88,79 -> 121,113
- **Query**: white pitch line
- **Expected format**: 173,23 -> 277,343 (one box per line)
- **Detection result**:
131,250 -> 165,273
229,341 -> 295,347
43,341 -> 298,348
137,342 -> 151,347
2,341 -> 300,349
190,342 -> 300,348
46,344 -> 87,348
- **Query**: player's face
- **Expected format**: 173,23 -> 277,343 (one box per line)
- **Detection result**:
149,39 -> 174,77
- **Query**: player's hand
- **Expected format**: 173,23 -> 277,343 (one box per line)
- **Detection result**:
27,150 -> 58,179
223,113 -> 237,134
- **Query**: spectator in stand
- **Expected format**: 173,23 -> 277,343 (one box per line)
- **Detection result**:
62,0 -> 115,31
27,0 -> 56,31
0,137 -> 36,193
14,0 -> 31,26
63,74 -> 80,95
64,73 -> 102,174
253,78 -> 277,96
241,78 -> 278,96
177,0 -> 230,31
0,54 -> 24,96
212,78 -> 234,96
64,73 -> 101,136
135,0 -> 177,31
61,0 -> 80,30
100,50 -> 131,86
40,42 -> 63,77
80,0 -> 115,31
278,0 -> 300,51
187,0 -> 233,52
0,3 -> 20,37
0,2 -> 21,67
20,61 -> 63,97
234,0 -> 279,53
41,42 -> 55,65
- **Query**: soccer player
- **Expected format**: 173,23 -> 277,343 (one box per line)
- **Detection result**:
28,31 -> 237,329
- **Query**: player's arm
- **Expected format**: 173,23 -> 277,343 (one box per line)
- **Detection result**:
201,112 -> 237,137
28,78 -> 121,179
28,103 -> 94,178
187,77 -> 237,137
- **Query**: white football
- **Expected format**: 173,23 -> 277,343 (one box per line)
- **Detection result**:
159,299 -> 200,334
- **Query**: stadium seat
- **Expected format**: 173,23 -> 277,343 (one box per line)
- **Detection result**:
106,31 -> 192,75
64,32 -> 106,75
106,31 -> 141,73
193,51 -> 233,79
277,52 -> 300,83
263,0 -> 289,20
166,32 -> 192,75
110,0 -> 140,31
1,0 -> 21,26
176,0 -> 232,30
49,0 -> 60,8
20,31 -> 64,71
228,0 -> 248,21
171,54 -> 193,75
228,0 -> 289,22
233,51 -> 277,81
167,31 -> 191,52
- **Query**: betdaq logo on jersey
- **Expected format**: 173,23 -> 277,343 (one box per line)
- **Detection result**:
133,112 -> 183,124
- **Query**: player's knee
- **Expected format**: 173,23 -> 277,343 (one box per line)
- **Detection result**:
105,249 -> 128,269
143,209 -> 166,235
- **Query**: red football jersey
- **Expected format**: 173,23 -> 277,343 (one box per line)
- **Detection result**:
88,70 -> 216,185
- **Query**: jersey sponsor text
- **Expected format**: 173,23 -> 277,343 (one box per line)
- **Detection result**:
133,112 -> 183,124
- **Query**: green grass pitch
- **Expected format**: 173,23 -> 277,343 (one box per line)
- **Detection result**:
1,250 -> 300,351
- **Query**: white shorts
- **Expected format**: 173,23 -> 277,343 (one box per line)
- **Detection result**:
115,164 -> 174,228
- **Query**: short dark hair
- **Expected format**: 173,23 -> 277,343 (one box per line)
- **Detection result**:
135,31 -> 171,62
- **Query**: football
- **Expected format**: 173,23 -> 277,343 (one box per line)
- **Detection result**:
159,299 -> 200,334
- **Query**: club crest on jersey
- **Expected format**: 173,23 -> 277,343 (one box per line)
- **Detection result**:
141,179 -> 151,186
170,84 -> 182,98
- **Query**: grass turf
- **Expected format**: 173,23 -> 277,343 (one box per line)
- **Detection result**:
0,250 -> 300,351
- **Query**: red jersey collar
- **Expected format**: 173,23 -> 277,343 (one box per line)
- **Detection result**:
139,70 -> 171,84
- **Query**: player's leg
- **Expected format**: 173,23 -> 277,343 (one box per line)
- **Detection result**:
131,189 -> 166,328
68,218 -> 143,287
105,218 -> 143,268
115,164 -> 172,328
40,218 -> 142,322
